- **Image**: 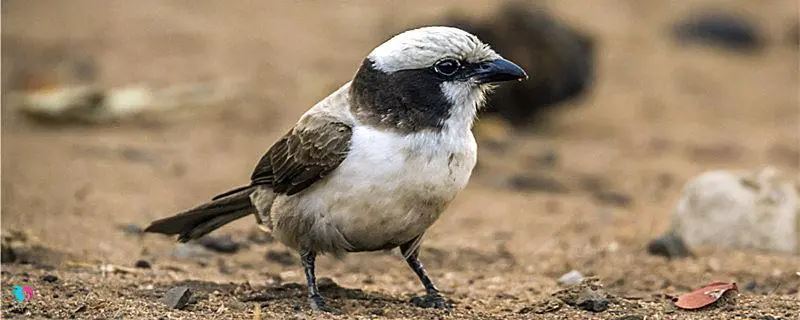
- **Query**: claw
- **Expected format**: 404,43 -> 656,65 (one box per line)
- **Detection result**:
309,295 -> 340,313
410,293 -> 452,309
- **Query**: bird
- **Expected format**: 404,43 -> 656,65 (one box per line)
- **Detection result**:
144,26 -> 527,312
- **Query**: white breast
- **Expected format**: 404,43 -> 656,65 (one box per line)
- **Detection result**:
287,124 -> 477,252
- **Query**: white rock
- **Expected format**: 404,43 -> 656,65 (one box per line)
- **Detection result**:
558,270 -> 584,286
671,167 -> 799,253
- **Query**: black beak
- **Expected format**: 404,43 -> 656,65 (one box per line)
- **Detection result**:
470,58 -> 528,84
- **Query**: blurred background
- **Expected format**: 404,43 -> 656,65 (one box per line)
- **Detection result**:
2,1 -> 798,318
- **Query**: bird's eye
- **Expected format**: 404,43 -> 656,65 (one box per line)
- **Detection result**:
434,59 -> 461,76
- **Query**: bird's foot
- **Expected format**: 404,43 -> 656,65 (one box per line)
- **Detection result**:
410,292 -> 451,309
308,294 -> 339,313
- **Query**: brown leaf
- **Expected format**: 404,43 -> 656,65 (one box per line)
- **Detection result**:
674,282 -> 738,310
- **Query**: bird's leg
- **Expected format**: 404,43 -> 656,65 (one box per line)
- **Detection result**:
400,239 -> 451,309
300,250 -> 335,312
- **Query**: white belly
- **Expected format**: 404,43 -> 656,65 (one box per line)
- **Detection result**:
272,125 -> 477,253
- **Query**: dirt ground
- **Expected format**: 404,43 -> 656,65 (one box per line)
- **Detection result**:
2,0 -> 799,319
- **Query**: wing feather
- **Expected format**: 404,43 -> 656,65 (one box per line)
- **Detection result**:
249,120 -> 352,196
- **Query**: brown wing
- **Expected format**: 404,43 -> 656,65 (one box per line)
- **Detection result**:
250,121 -> 352,196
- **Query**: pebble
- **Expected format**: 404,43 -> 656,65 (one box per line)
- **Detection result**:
172,243 -> 212,260
247,229 -> 274,244
198,235 -> 240,253
134,260 -> 152,269
41,274 -> 59,283
593,191 -> 633,208
508,174 -> 568,193
163,286 -> 192,310
647,233 -> 692,259
554,278 -> 610,313
265,250 -> 295,266
558,270 -> 584,286
574,288 -> 609,312
673,12 -> 763,52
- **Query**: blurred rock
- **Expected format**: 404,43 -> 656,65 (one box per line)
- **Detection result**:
41,274 -> 59,283
593,191 -> 633,208
265,250 -> 295,266
134,260 -> 152,269
11,80 -> 241,125
172,243 -> 213,260
447,3 -> 594,126
247,229 -> 274,244
671,167 -> 799,253
673,12 -> 763,52
197,235 -> 240,254
558,270 -> 584,286
647,233 -> 692,259
1,229 -> 65,265
508,174 -> 568,193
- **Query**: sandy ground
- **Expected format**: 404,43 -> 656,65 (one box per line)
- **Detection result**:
2,0 -> 799,319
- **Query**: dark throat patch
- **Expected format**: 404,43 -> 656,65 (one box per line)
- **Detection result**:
350,59 -> 452,133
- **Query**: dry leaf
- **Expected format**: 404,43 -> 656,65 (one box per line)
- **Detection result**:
675,282 -> 738,310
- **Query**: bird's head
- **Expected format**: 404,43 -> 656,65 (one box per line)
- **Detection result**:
350,26 -> 527,133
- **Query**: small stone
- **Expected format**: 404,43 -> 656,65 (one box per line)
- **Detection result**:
508,174 -> 568,193
134,260 -> 151,269
163,286 -> 192,310
673,12 -> 763,52
647,233 -> 692,259
41,274 -> 58,283
265,250 -> 295,266
172,243 -> 212,260
593,191 -> 632,208
198,235 -> 240,253
247,229 -> 273,244
575,288 -> 609,312
554,278 -> 610,313
616,315 -> 644,320
558,270 -> 584,286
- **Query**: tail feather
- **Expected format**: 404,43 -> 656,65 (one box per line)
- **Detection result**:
145,188 -> 255,242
